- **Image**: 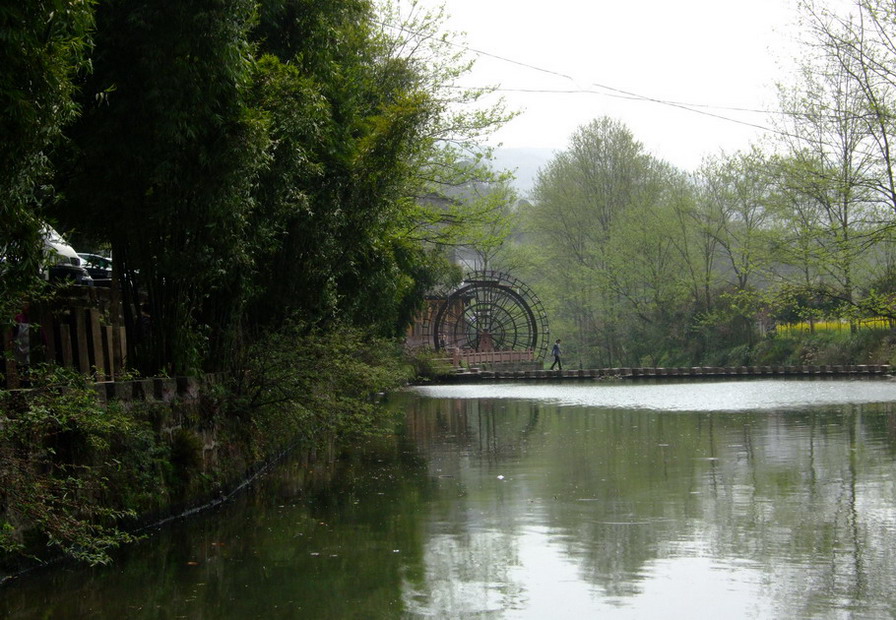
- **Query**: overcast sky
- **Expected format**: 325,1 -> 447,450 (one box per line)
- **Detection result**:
411,0 -> 804,171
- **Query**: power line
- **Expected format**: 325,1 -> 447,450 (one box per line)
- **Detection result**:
579,81 -> 778,133
377,16 -> 880,153
376,18 -> 781,134
488,86 -> 770,114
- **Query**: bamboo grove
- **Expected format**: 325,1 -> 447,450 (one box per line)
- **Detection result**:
1,0 -> 512,377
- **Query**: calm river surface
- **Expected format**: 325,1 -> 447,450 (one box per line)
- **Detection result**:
5,378 -> 896,619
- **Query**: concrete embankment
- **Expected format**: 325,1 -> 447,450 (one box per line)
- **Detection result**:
438,364 -> 893,383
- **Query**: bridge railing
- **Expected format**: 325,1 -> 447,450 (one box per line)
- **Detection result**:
450,349 -> 535,367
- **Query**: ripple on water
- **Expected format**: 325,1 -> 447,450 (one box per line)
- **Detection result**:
412,379 -> 896,412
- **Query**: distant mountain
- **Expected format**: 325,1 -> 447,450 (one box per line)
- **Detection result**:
489,147 -> 557,197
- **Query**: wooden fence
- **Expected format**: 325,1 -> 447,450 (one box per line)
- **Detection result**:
3,285 -> 126,389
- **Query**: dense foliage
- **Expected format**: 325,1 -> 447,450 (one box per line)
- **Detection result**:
0,368 -> 147,566
0,330 -> 412,569
0,0 -> 509,570
501,0 -> 896,368
55,0 -> 266,374
0,1 -> 94,325
231,321 -> 412,450
0,0 -> 511,377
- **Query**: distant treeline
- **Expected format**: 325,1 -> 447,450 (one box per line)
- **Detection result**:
494,1 -> 896,368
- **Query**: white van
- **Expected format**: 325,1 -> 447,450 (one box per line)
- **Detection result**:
42,225 -> 93,285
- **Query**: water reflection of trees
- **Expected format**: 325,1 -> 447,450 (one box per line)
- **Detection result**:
400,394 -> 896,616
7,395 -> 896,617
0,442 -> 433,619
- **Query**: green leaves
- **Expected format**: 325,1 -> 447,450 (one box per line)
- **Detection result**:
56,0 -> 266,375
0,367 -> 144,566
0,0 -> 94,323
11,0 -> 514,372
234,321 -> 411,447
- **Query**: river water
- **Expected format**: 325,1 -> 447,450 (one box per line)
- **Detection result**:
4,378 -> 896,619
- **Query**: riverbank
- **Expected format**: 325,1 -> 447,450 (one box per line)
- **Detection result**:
0,328 -> 412,583
0,372 -> 288,582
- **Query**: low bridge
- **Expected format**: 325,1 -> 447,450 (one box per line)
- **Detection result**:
436,364 -> 893,383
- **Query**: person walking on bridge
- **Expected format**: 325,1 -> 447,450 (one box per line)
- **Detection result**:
550,338 -> 562,371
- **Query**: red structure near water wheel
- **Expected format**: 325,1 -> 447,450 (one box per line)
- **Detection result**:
427,271 -> 550,363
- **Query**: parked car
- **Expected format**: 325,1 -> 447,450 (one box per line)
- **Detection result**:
77,253 -> 112,286
43,226 -> 93,286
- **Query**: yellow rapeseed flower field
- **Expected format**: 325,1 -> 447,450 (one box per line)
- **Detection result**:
776,318 -> 894,336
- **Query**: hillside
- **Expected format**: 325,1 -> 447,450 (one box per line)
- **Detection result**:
491,147 -> 556,196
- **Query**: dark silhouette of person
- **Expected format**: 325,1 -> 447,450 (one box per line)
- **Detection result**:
550,338 -> 562,371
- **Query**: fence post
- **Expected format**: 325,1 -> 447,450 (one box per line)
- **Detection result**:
74,309 -> 90,373
89,308 -> 105,379
103,325 -> 115,380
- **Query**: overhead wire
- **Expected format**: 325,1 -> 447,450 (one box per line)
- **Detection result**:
376,17 -> 781,134
376,16 -> 890,156
488,86 -> 770,114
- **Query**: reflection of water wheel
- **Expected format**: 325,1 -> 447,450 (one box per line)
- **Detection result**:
431,271 -> 550,361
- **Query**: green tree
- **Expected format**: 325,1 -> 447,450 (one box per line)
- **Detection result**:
374,1 -> 518,266
244,0 -> 438,337
602,161 -> 695,365
56,0 -> 266,375
36,0 -> 514,378
522,117 -> 684,367
795,0 -> 896,216
688,149 -> 780,351
766,0 -> 896,323
696,149 -> 777,293
245,0 -> 514,338
0,1 -> 94,323
376,0 -> 515,192
774,53 -> 876,310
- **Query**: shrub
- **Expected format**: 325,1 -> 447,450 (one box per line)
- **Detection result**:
405,348 -> 454,381
0,367 -> 145,566
230,322 -> 413,452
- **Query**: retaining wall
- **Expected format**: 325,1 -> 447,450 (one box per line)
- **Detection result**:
89,372 -> 228,405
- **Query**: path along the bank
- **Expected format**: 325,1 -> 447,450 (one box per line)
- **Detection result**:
438,364 -> 893,383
